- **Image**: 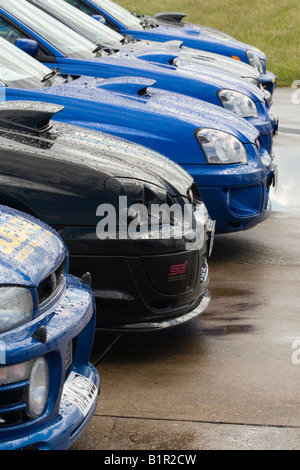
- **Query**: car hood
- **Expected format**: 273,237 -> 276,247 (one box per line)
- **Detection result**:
0,101 -> 194,198
71,49 -> 266,102
129,23 -> 266,61
144,13 -> 236,39
31,76 -> 260,143
0,204 -> 67,287
114,39 -> 261,82
141,11 -> 232,38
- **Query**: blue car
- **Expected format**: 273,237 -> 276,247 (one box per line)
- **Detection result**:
59,0 -> 278,95
0,0 -> 278,155
0,205 -> 100,450
0,37 -> 277,233
28,0 -> 264,91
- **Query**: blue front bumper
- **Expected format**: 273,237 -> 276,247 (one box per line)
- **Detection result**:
0,363 -> 99,451
261,71 -> 278,96
0,276 -> 100,451
184,163 -> 277,234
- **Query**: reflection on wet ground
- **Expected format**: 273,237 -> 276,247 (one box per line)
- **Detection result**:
271,133 -> 300,214
270,89 -> 300,214
197,324 -> 254,335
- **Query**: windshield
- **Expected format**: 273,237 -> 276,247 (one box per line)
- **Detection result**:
0,0 -> 97,59
77,0 -> 143,30
0,36 -> 60,88
35,0 -> 123,46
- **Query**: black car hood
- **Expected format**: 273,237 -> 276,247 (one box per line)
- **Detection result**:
0,101 -> 193,198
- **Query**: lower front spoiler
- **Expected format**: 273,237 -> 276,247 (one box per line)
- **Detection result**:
261,71 -> 277,96
98,289 -> 211,332
0,363 -> 100,451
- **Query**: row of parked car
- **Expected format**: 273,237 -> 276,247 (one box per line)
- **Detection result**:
0,0 -> 278,450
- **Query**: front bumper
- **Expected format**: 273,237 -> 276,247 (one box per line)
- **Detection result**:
260,71 -> 278,96
64,211 -> 214,331
185,164 -> 277,234
248,109 -> 277,155
69,249 -> 211,332
0,276 -> 100,451
0,363 -> 99,451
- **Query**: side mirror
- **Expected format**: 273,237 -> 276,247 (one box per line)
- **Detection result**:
92,14 -> 106,24
15,38 -> 39,57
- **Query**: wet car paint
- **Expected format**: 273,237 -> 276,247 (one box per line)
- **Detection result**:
0,0 -> 278,147
0,204 -> 100,450
60,0 -> 277,94
0,37 -> 277,234
28,0 -> 263,90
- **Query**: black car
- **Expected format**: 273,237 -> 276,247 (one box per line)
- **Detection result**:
0,101 -> 214,331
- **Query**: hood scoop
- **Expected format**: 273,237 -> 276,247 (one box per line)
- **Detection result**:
98,77 -> 156,96
0,101 -> 64,134
155,12 -> 187,23
136,52 -> 179,65
161,40 -> 184,49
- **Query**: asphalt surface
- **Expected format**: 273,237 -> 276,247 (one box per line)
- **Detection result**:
72,88 -> 300,451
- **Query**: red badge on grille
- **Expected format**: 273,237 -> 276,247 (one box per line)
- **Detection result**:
169,261 -> 188,277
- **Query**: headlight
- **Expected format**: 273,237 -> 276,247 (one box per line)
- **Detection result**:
26,357 -> 49,419
218,90 -> 258,118
101,178 -> 195,241
0,287 -> 33,334
264,89 -> 273,107
244,77 -> 261,88
104,178 -> 174,228
196,129 -> 248,165
246,50 -> 263,74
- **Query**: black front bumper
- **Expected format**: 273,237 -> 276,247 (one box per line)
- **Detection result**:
68,243 -> 210,331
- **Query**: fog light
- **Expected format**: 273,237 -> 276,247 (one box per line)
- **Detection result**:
26,357 -> 49,419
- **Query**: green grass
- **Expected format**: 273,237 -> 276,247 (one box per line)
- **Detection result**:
120,0 -> 300,86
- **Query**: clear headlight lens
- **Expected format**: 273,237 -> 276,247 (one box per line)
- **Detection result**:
244,77 -> 261,88
218,90 -> 258,118
264,89 -> 273,107
105,178 -> 174,228
26,357 -> 49,419
246,50 -> 263,74
196,129 -> 248,165
101,178 -> 196,241
0,287 -> 33,334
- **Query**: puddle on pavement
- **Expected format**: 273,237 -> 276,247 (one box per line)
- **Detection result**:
210,287 -> 254,297
198,324 -> 254,336
271,134 -> 300,215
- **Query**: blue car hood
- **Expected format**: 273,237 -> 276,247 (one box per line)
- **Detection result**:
0,205 -> 67,287
70,52 -> 265,103
22,76 -> 259,144
131,23 -> 266,61
110,39 -> 261,82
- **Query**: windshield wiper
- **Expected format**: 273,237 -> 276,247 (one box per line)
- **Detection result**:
93,44 -> 104,57
120,35 -> 135,44
93,43 -> 120,56
140,18 -> 157,28
41,68 -> 61,85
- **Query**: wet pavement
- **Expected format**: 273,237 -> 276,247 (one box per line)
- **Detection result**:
72,88 -> 300,451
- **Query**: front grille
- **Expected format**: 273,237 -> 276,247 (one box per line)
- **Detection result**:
266,173 -> 274,188
37,257 -> 67,305
200,260 -> 209,284
0,381 -> 29,427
